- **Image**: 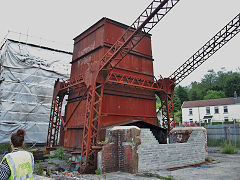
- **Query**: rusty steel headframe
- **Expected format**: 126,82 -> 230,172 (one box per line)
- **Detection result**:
79,0 -> 180,173
46,0 -> 240,174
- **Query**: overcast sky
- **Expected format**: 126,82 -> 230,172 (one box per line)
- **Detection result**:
0,0 -> 239,86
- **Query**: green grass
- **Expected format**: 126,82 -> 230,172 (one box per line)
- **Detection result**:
145,173 -> 175,180
221,143 -> 238,154
207,138 -> 240,148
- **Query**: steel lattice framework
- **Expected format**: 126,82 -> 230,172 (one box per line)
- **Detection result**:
169,13 -> 240,85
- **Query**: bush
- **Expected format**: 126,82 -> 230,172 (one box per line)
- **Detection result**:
95,168 -> 101,175
44,147 -> 69,162
0,143 -> 11,152
221,143 -> 237,154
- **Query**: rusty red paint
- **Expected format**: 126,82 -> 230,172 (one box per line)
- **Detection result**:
60,18 -> 159,150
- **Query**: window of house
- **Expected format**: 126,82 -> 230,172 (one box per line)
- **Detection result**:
223,106 -> 228,113
189,108 -> 193,115
214,106 -> 219,114
224,117 -> 229,122
206,107 -> 210,114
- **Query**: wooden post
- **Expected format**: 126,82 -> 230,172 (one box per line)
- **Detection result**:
228,127 -> 231,145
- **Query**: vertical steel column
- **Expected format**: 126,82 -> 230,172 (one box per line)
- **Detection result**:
160,93 -> 175,132
46,95 -> 64,148
80,83 -> 104,173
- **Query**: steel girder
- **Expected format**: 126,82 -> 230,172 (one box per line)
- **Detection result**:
169,13 -> 240,85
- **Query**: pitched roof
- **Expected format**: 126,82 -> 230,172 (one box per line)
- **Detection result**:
182,97 -> 240,108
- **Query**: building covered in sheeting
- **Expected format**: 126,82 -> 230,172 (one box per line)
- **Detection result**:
0,39 -> 72,144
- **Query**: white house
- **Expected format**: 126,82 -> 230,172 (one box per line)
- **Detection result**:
182,93 -> 240,124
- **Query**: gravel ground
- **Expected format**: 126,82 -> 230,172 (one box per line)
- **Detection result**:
33,150 -> 240,180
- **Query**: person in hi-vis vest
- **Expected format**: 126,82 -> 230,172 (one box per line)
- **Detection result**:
0,129 -> 34,180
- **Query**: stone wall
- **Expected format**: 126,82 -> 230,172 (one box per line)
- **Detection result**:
98,126 -> 207,173
138,127 -> 207,172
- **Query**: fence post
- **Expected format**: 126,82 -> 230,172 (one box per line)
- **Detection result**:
228,127 -> 231,145
234,119 -> 236,149
224,127 -> 227,141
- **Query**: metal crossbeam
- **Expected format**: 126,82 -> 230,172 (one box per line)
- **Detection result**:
169,13 -> 240,85
106,71 -> 164,91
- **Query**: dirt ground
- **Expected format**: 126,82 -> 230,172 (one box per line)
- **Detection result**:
34,149 -> 240,180
154,152 -> 240,180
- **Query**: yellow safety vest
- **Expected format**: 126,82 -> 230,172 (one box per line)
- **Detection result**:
1,151 -> 34,180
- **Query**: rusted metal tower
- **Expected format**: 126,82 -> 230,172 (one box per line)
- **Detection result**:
46,0 -> 240,173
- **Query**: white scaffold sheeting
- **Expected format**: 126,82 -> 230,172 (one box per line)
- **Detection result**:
0,39 -> 72,143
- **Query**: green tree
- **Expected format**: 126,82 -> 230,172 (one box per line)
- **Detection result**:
203,90 -> 226,100
173,93 -> 181,112
188,81 -> 203,100
201,69 -> 217,90
156,95 -> 161,110
174,85 -> 188,104
224,73 -> 240,97
174,110 -> 182,123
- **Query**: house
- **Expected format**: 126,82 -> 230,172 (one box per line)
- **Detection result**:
0,39 -> 72,143
182,92 -> 240,124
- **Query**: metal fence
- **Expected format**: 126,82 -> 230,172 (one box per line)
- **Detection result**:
205,123 -> 240,147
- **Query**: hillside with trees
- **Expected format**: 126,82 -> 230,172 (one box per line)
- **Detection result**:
157,68 -> 240,123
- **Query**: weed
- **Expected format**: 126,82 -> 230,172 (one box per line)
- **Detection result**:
36,163 -> 44,175
221,143 -> 238,154
45,147 -> 69,162
145,173 -> 153,177
208,138 -> 240,148
95,168 -> 101,175
39,146 -> 46,151
205,157 -> 213,162
46,167 -> 51,176
98,137 -> 114,145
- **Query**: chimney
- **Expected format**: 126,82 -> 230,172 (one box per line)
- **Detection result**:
234,91 -> 237,99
